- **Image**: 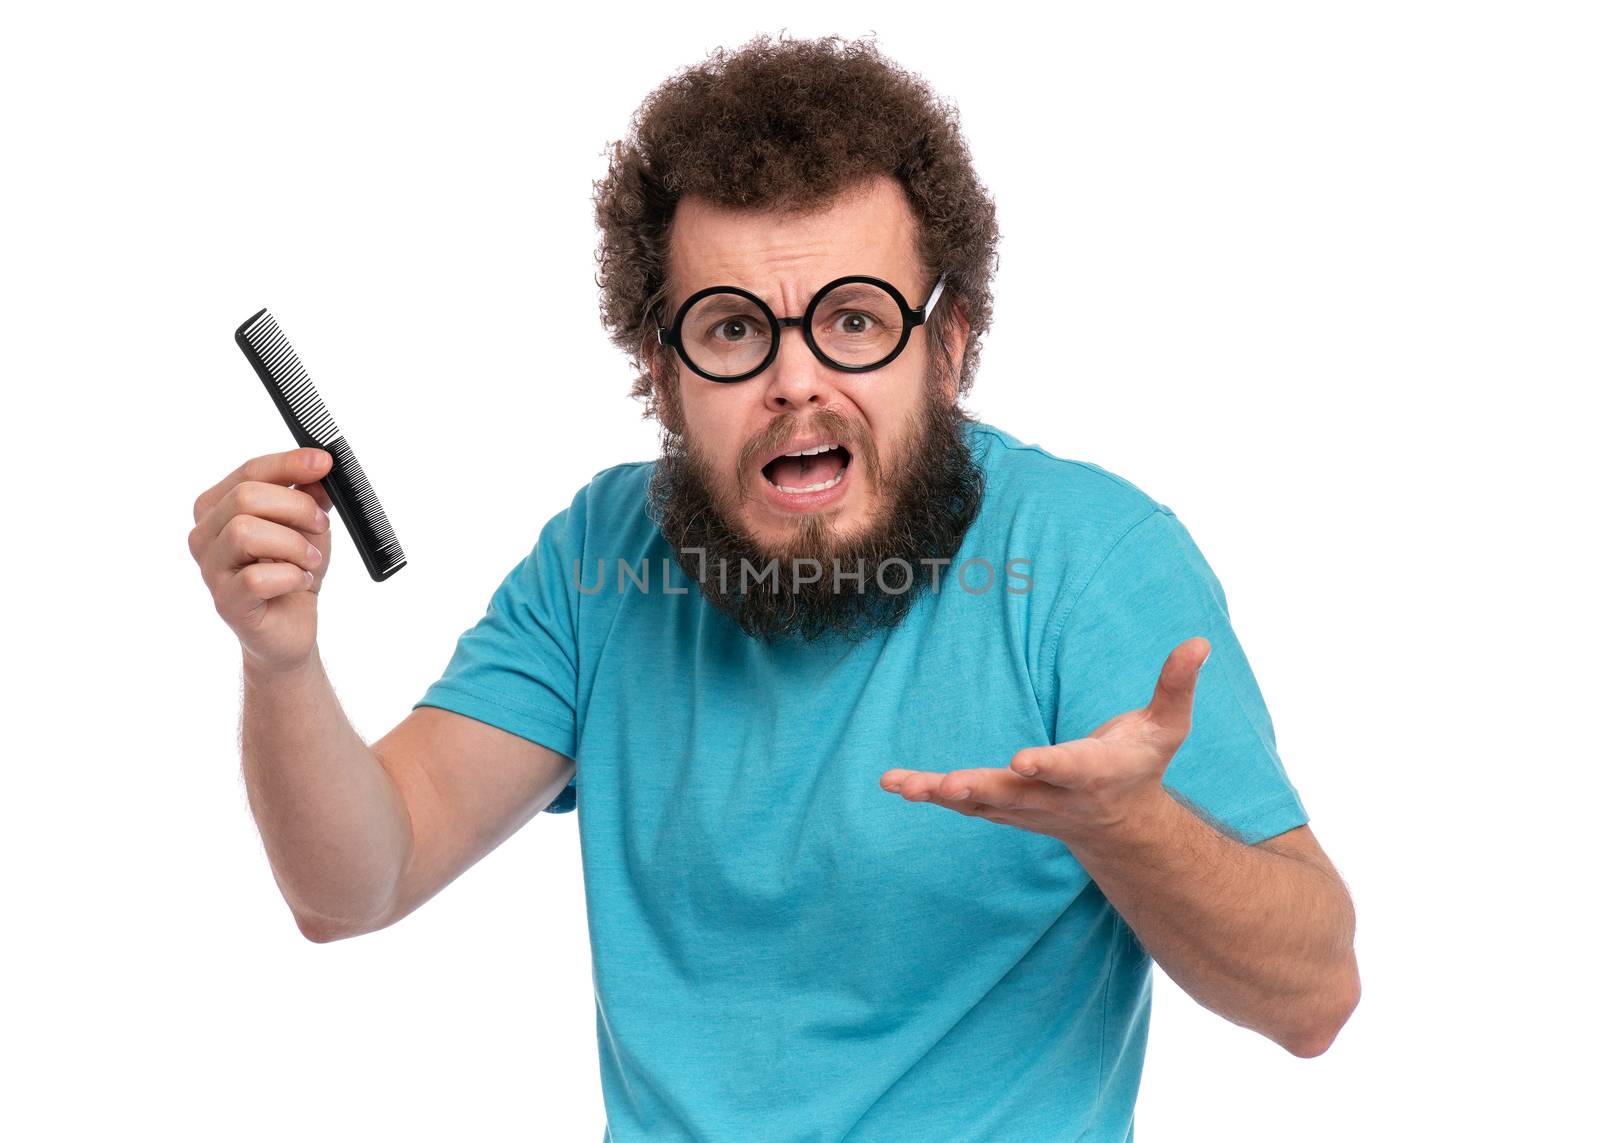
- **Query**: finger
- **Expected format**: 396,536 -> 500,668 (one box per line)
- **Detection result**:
1146,637 -> 1209,733
220,559 -> 318,613
881,768 -> 941,795
208,514 -> 325,576
199,478 -> 331,550
932,766 -> 1053,811
1009,739 -> 1112,790
883,767 -> 1049,812
193,447 -> 331,526
920,791 -> 997,819
881,769 -> 953,801
888,769 -> 1058,824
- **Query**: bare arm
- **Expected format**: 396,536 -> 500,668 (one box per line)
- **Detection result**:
1067,800 -> 1360,1057
242,663 -> 577,942
358,707 -> 575,937
194,447 -> 574,942
881,637 -> 1359,1057
240,650 -> 412,939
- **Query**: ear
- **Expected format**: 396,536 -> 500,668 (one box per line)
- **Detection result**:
938,300 -> 971,403
647,341 -> 685,435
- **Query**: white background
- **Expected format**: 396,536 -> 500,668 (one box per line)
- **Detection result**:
5,2 -> 1595,1138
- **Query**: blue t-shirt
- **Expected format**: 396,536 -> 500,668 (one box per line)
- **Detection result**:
414,420 -> 1308,1142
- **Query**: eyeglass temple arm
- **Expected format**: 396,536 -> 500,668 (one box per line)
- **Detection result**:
917,273 -> 947,323
656,273 -> 947,342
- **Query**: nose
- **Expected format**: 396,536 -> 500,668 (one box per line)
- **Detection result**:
761,321 -> 838,413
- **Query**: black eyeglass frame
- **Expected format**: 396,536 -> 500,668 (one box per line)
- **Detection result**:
655,272 -> 948,384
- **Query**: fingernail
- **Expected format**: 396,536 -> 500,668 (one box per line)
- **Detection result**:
306,449 -> 325,468
950,787 -> 971,800
314,508 -> 329,529
307,544 -> 322,565
1016,764 -> 1038,777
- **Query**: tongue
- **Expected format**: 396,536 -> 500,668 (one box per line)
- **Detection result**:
767,451 -> 845,488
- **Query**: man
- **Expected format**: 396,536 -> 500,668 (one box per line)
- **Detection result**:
194,33 -> 1358,1142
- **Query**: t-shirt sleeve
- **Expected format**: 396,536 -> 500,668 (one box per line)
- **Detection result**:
1044,506 -> 1308,845
411,499 -> 583,814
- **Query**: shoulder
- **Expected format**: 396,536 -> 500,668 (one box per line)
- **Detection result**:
960,422 -> 1187,714
579,456 -> 656,515
962,421 -> 1206,649
541,456 -> 659,558
964,420 -> 1168,566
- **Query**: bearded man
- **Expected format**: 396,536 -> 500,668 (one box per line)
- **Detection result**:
205,31 -> 1359,1143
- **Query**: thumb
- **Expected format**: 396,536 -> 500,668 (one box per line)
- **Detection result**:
1146,637 -> 1209,734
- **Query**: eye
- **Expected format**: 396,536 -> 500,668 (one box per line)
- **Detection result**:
709,316 -> 760,342
825,310 -> 878,336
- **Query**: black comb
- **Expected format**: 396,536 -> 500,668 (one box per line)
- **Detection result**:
234,308 -> 407,582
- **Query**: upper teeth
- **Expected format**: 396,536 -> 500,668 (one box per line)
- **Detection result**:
783,443 -> 839,457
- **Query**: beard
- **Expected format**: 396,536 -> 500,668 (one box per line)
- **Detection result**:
644,366 -> 987,645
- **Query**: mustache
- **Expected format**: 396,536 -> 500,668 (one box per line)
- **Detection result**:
735,407 -> 881,500
646,388 -> 986,644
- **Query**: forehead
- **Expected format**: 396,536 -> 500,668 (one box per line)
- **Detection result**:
666,175 -> 923,308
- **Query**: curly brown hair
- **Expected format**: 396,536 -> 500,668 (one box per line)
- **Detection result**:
592,31 -> 1001,424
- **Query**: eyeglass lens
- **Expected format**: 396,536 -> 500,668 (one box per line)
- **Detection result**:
679,282 -> 905,378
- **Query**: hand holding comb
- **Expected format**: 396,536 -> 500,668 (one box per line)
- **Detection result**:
235,309 -> 407,582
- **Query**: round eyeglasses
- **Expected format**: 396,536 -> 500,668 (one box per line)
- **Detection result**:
656,272 -> 947,383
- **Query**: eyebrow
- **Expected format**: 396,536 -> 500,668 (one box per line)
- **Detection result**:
680,281 -> 899,317
689,294 -> 760,318
815,284 -> 890,307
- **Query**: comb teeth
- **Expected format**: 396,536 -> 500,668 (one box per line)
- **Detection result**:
235,307 -> 408,582
326,434 -> 407,576
238,310 -> 341,444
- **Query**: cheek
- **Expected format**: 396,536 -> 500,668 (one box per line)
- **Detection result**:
684,391 -> 756,468
846,379 -> 919,449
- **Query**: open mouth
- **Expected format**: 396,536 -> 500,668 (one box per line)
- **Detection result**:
760,442 -> 853,494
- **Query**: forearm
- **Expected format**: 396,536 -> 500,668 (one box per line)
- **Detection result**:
239,648 -> 412,936
1065,790 -> 1357,1056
